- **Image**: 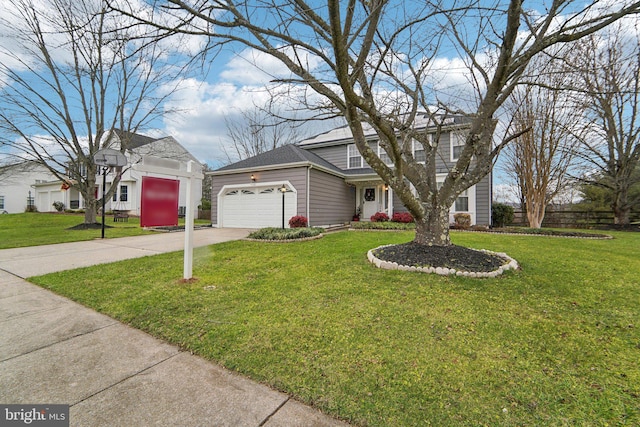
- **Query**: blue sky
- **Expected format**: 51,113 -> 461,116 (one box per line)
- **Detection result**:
1,0 -> 637,202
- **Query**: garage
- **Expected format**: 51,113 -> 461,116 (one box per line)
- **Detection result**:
219,184 -> 297,228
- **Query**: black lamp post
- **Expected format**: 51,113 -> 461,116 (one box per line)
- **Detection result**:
94,148 -> 127,239
280,184 -> 287,229
100,166 -> 109,239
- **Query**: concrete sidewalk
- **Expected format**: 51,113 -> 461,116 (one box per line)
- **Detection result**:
0,228 -> 350,427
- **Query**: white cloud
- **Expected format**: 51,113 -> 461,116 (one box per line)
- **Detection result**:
160,77 -> 284,166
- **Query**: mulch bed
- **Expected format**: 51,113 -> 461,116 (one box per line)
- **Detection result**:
372,242 -> 507,272
67,222 -> 111,230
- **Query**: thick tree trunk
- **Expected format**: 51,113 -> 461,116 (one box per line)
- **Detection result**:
84,201 -> 97,224
413,206 -> 451,246
525,200 -> 546,229
613,188 -> 631,225
613,204 -> 630,225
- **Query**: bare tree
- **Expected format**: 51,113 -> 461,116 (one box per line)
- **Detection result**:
501,56 -> 580,228
117,0 -> 640,246
221,107 -> 310,163
0,0 -> 190,224
569,23 -> 640,225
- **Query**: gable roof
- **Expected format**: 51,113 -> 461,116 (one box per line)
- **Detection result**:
298,113 -> 472,147
213,144 -> 344,175
113,129 -> 159,150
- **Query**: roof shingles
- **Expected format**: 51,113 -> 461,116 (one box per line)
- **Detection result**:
215,144 -> 344,174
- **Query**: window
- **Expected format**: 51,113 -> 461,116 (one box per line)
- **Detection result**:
259,188 -> 274,194
413,139 -> 426,163
119,185 -> 128,202
0,195 -> 4,210
347,144 -> 364,168
451,133 -> 465,161
377,143 -> 392,166
436,179 -> 470,212
455,190 -> 469,212
241,189 -> 255,195
225,190 -> 238,196
112,188 -> 117,202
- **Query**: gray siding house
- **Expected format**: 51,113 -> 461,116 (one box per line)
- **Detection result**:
209,114 -> 492,228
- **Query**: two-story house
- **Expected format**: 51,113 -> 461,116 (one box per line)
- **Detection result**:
209,114 -> 492,228
0,161 -> 58,214
31,130 -> 202,215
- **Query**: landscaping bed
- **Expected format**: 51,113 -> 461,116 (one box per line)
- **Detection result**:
372,242 -> 508,272
246,227 -> 324,241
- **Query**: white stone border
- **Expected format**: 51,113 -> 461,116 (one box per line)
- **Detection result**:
367,244 -> 519,278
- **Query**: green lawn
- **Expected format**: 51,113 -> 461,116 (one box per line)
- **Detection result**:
29,230 -> 640,426
0,212 -> 210,249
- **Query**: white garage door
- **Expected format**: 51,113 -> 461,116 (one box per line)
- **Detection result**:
220,185 -> 297,228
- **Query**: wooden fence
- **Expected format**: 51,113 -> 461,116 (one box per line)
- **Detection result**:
510,209 -> 640,228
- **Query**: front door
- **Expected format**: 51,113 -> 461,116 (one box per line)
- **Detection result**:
362,187 -> 378,221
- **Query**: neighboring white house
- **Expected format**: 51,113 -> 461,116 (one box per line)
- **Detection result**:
0,161 -> 58,214
8,130 -> 202,215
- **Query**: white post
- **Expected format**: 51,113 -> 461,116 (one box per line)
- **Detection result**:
184,161 -> 195,280
133,156 -> 203,280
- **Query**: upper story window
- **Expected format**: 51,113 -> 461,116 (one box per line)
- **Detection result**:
413,138 -> 428,163
67,161 -> 88,178
377,143 -> 392,166
451,133 -> 466,161
347,144 -> 364,169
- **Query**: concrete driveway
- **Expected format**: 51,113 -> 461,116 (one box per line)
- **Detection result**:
0,227 -> 251,277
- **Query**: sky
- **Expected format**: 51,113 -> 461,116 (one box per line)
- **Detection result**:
0,0 -> 491,170
1,0 -> 638,190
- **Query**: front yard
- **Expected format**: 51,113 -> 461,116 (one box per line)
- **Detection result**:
29,230 -> 640,426
0,213 -> 210,249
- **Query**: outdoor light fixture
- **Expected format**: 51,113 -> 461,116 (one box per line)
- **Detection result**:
250,174 -> 256,182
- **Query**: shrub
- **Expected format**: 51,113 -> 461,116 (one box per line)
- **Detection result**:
288,215 -> 308,228
391,212 -> 414,223
247,227 -> 322,240
370,212 -> 389,222
453,213 -> 472,229
52,201 -> 65,212
492,202 -> 515,228
351,221 -> 415,230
